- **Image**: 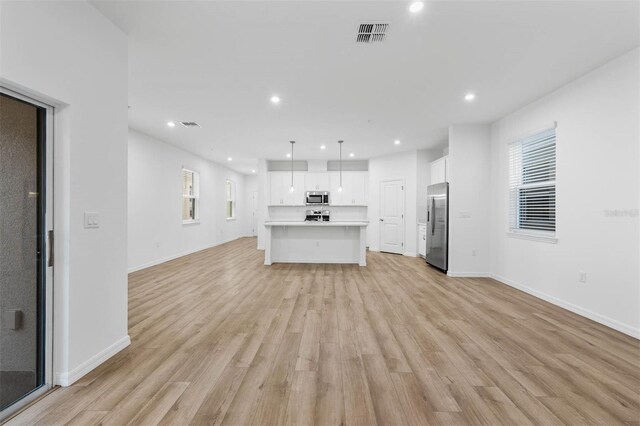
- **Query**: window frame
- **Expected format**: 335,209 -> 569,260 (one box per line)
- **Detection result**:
225,179 -> 236,221
507,124 -> 558,244
182,168 -> 200,225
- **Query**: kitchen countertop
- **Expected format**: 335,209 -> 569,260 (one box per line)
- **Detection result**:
265,220 -> 369,227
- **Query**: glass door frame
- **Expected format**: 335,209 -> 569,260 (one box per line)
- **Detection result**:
0,86 -> 54,422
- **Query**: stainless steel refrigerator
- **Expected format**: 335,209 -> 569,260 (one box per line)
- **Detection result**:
425,182 -> 449,272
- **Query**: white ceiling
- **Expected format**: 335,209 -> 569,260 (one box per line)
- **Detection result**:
92,0 -> 639,174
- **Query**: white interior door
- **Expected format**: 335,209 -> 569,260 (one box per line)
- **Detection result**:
379,179 -> 404,254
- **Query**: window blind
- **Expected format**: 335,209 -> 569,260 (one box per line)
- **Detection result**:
183,169 -> 195,197
182,169 -> 199,222
226,180 -> 236,219
509,127 -> 556,234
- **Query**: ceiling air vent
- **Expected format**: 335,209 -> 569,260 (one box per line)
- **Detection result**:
356,23 -> 389,44
179,121 -> 201,128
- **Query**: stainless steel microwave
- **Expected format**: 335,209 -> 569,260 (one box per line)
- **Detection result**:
305,191 -> 330,205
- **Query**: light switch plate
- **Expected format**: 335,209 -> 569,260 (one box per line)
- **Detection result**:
84,212 -> 100,229
2,310 -> 23,330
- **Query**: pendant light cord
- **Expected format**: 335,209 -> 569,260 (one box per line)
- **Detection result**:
290,141 -> 295,188
338,140 -> 343,189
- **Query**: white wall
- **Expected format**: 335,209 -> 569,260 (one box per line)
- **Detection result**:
256,159 -> 269,250
448,125 -> 491,276
489,48 -> 640,337
0,1 -> 129,384
128,129 -> 249,271
416,150 -> 430,225
368,150 -> 418,255
244,174 -> 258,236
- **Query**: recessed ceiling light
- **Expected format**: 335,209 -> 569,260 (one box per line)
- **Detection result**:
394,139 -> 401,145
349,153 -> 355,158
286,153 -> 291,158
167,121 -> 176,127
320,145 -> 326,150
270,95 -> 281,104
251,169 -> 256,173
409,2 -> 424,13
464,92 -> 476,101
227,157 -> 232,161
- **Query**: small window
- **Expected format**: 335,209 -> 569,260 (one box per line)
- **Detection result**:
182,168 -> 199,223
508,127 -> 556,238
226,179 -> 236,220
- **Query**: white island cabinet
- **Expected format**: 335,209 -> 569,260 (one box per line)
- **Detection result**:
264,221 -> 368,266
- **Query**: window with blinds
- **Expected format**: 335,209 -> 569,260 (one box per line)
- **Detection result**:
182,168 -> 200,223
508,127 -> 556,235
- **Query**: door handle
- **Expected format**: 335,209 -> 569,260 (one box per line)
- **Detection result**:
379,218 -> 384,222
47,230 -> 54,267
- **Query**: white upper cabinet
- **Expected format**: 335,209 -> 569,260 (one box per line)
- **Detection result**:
269,172 -> 284,205
350,172 -> 367,205
269,172 -> 305,205
329,171 -> 343,205
329,171 -> 368,206
304,172 -> 330,192
430,156 -> 449,184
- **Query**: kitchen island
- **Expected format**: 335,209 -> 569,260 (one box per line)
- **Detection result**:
264,221 -> 368,266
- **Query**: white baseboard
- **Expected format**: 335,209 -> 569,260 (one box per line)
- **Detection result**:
447,271 -> 491,278
367,247 -> 416,257
128,237 -> 242,273
490,273 -> 640,339
366,246 -> 416,257
55,335 -> 130,386
270,258 -> 360,264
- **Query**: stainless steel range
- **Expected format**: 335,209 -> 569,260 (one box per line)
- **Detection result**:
304,209 -> 330,222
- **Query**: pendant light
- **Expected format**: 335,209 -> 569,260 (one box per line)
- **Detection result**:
338,140 -> 343,192
289,140 -> 295,192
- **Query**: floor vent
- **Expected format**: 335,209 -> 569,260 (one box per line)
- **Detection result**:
356,23 -> 389,44
180,121 -> 201,128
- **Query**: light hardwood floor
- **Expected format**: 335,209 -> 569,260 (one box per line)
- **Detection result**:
8,237 -> 640,425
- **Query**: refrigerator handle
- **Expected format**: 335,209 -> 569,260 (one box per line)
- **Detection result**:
431,198 -> 436,236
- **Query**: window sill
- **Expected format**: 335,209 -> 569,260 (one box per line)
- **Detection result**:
506,231 -> 557,244
182,220 -> 200,226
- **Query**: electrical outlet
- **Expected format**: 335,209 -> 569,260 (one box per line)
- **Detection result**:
84,212 -> 100,229
578,271 -> 587,283
472,248 -> 477,256
155,241 -> 160,248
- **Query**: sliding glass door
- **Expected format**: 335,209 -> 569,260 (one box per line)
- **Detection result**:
0,90 -> 51,419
